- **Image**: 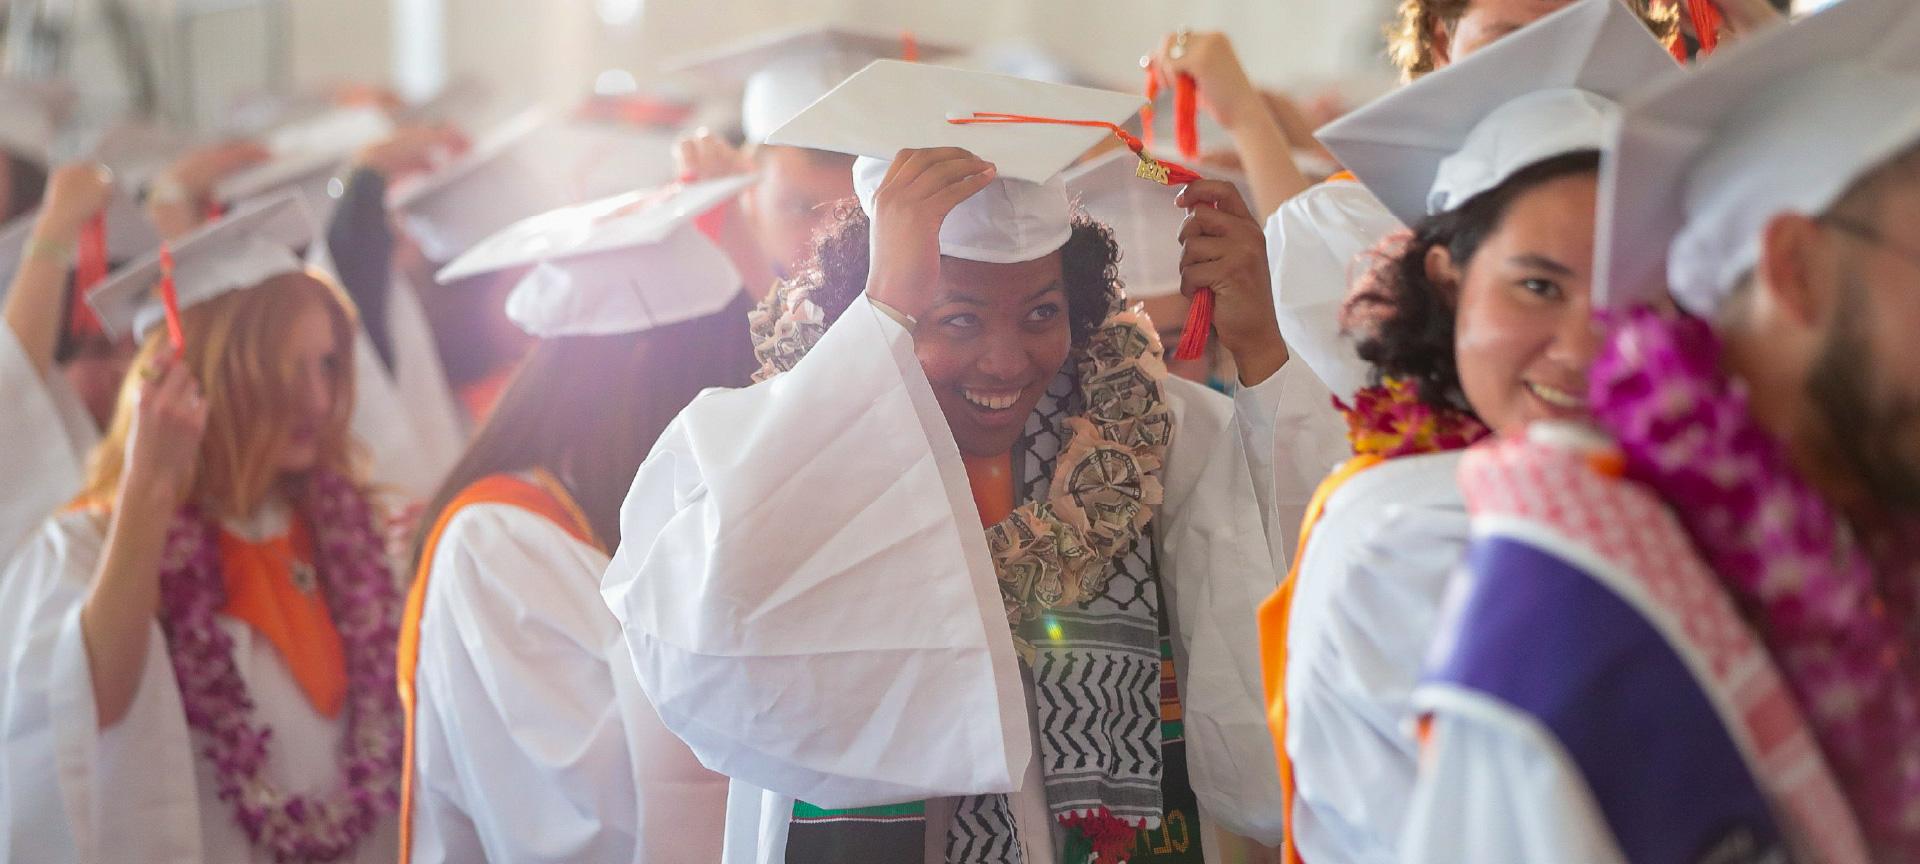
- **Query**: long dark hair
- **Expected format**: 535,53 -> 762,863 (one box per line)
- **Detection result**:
799,200 -> 1120,349
1355,150 -> 1600,414
411,291 -> 757,569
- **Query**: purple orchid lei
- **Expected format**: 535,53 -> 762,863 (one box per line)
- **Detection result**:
1592,306 -> 1920,858
155,469 -> 403,862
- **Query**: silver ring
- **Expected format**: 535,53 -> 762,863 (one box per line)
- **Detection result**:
1171,27 -> 1191,60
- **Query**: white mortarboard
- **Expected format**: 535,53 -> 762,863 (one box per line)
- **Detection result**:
1064,148 -> 1250,300
213,105 -> 395,216
389,110 -> 567,264
0,79 -> 73,168
1317,0 -> 1675,228
525,120 -> 680,204
81,121 -> 194,189
0,186 -> 161,288
767,60 -> 1145,264
437,176 -> 753,337
87,193 -> 314,338
1599,0 -> 1920,314
671,26 -> 952,144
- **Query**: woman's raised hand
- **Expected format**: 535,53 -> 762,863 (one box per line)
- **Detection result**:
121,357 -> 210,510
862,147 -> 996,322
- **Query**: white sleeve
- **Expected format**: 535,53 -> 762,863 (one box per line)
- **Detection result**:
0,514 -> 203,863
412,503 -> 726,863
1399,692 -> 1627,864
1282,456 -> 1466,864
1157,378 -> 1287,845
1232,359 -> 1349,565
602,295 -> 1030,810
0,329 -> 92,559
1265,181 -> 1405,403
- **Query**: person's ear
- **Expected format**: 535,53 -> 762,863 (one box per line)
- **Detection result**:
1428,15 -> 1454,68
1425,243 -> 1463,304
1756,212 -> 1831,329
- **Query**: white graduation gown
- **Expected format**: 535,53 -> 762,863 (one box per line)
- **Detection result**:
0,508 -> 398,863
602,295 -> 1290,864
1265,179 -> 1405,404
0,326 -> 98,562
1283,451 -> 1468,864
1397,702 -> 1627,864
408,501 -> 727,864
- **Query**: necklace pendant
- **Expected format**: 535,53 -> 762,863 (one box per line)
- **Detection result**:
290,560 -> 319,596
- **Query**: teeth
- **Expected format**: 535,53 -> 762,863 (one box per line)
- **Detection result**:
1528,381 -> 1588,410
963,389 -> 1021,411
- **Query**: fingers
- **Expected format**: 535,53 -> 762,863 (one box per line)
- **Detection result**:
900,152 -> 994,199
1179,258 -> 1238,300
1178,204 -> 1261,244
1176,179 -> 1255,220
1178,234 -> 1234,271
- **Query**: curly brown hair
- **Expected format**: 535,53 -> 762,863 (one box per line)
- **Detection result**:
796,199 -> 1122,349
1387,0 -> 1677,80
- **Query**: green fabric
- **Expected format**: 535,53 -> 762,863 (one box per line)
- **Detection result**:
792,800 -> 926,820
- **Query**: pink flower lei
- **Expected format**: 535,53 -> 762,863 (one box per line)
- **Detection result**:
156,469 -> 403,862
1592,307 -> 1920,858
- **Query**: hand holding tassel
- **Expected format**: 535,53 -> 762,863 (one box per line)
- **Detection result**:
1174,179 -> 1288,385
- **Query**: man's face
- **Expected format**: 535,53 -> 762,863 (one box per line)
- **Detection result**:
1443,0 -> 1579,66
743,145 -> 856,279
1805,178 -> 1920,514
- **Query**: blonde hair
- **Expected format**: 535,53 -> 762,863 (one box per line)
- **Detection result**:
1387,0 -> 1678,81
78,270 -> 363,521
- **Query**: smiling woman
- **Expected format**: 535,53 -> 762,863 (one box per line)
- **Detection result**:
802,200 -> 1117,457
603,62 -> 1298,864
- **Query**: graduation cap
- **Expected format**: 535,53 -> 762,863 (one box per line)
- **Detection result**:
1598,0 -> 1920,313
88,193 -> 314,339
436,176 -> 754,337
767,60 -> 1146,264
670,25 -> 954,144
388,110 -> 568,264
0,79 -> 73,168
213,105 -> 395,217
1317,0 -> 1677,229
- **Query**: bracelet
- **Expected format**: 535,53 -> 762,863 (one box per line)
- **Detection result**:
24,235 -> 75,266
868,295 -> 919,334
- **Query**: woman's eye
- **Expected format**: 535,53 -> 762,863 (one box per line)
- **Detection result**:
1027,303 -> 1062,323
1520,278 -> 1563,300
941,313 -> 981,329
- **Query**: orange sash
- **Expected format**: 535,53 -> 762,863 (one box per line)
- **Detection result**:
1326,170 -> 1357,184
1256,453 -> 1384,864
962,453 -> 1016,528
218,517 -> 348,718
395,471 -> 600,864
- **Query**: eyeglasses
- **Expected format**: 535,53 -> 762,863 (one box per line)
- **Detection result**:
1821,214 -> 1920,273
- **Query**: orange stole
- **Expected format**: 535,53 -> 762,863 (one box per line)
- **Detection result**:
218,516 -> 348,718
1326,170 -> 1357,184
395,471 -> 600,864
1256,453 -> 1384,864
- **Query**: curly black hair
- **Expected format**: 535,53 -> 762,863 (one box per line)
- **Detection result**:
799,199 -> 1122,349
1356,150 -> 1601,414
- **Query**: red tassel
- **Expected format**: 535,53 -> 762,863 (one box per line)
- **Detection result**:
69,212 -> 108,339
1686,0 -> 1722,56
900,31 -> 919,62
204,200 -> 226,223
1173,286 -> 1214,362
1173,73 -> 1199,161
677,172 -> 731,242
158,244 -> 186,362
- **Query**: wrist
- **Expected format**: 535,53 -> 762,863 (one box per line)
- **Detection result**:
1228,330 -> 1289,387
23,231 -> 76,266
